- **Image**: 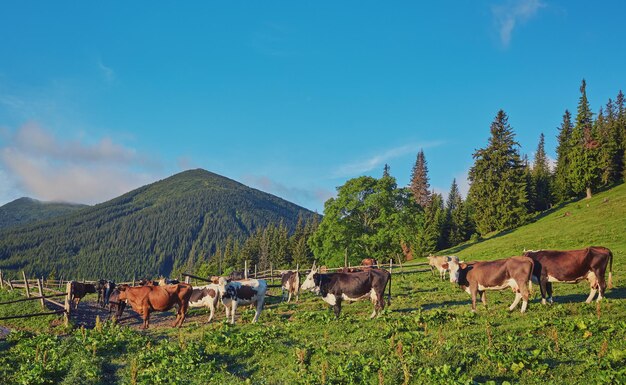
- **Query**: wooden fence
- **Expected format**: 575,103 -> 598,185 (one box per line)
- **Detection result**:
183,259 -> 431,288
0,270 -> 73,326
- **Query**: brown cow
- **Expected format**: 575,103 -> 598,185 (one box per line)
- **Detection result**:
361,258 -> 379,270
70,281 -> 97,309
523,246 -> 614,304
280,270 -> 300,302
444,256 -> 534,313
117,283 -> 193,329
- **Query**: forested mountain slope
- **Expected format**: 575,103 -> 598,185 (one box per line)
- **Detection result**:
0,197 -> 87,229
0,169 -> 317,280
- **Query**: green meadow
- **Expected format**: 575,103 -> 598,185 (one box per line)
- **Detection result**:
1,185 -> 625,384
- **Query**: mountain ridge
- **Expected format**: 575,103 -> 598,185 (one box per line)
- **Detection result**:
0,169 -> 318,280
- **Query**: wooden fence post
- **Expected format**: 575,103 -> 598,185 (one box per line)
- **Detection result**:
0,270 -> 3,289
132,275 -> 136,287
22,271 -> 30,298
37,277 -> 45,310
389,259 -> 393,276
8,279 -> 14,290
64,281 -> 72,326
244,260 -> 248,279
184,275 -> 190,284
254,264 -> 257,279
270,263 -> 273,285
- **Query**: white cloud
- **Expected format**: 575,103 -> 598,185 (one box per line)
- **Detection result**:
97,58 -> 115,83
0,122 -> 162,204
492,0 -> 545,47
333,141 -> 443,178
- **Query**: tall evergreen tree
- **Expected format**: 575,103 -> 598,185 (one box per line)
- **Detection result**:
532,133 -> 552,211
383,163 -> 391,178
554,110 -> 575,201
444,179 -> 470,247
523,154 -> 536,213
616,90 -> 626,180
569,79 -> 600,199
596,105 -> 622,186
410,150 -> 431,207
414,192 -> 446,256
468,110 -> 528,235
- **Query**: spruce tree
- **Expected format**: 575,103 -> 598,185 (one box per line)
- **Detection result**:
410,150 -> 431,207
554,110 -> 575,202
468,110 -> 528,235
383,163 -> 391,178
445,179 -> 470,247
532,133 -> 552,211
616,90 -> 626,180
569,79 -> 600,199
414,192 -> 446,256
596,105 -> 621,186
523,154 -> 536,213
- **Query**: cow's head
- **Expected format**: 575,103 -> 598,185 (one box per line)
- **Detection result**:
444,257 -> 466,284
301,263 -> 319,292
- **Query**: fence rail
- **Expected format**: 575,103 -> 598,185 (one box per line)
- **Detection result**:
0,271 -> 72,325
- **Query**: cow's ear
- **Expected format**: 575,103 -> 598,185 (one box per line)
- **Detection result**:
460,263 -> 468,269
441,263 -> 448,269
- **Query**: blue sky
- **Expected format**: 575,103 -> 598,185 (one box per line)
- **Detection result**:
1,1 -> 625,212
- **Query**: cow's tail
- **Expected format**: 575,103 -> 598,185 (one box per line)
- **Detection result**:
387,271 -> 392,307
608,249 -> 614,289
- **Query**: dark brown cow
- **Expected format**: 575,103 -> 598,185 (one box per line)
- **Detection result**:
117,283 -> 193,329
523,246 -> 614,304
280,270 -> 300,302
70,281 -> 97,309
301,264 -> 391,319
107,288 -> 126,323
444,256 -> 534,313
361,258 -> 379,270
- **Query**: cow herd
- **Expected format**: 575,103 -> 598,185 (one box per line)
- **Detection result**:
83,246 -> 613,329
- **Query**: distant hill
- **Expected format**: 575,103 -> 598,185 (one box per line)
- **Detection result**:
0,197 -> 87,229
0,169 -> 318,280
442,183 -> 626,269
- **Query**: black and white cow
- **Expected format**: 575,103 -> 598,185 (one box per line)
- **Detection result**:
218,277 -> 267,324
188,283 -> 221,323
300,263 -> 391,319
280,270 -> 300,302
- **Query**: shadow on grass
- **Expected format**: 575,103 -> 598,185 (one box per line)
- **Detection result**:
392,299 -> 471,313
544,286 -> 626,304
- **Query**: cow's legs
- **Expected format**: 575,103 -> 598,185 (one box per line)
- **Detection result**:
207,301 -> 215,323
230,302 -> 238,324
509,291 -> 522,311
282,288 -> 287,302
546,282 -> 554,303
470,288 -> 478,312
333,299 -> 342,319
539,276 -> 549,304
520,282 -> 530,313
141,307 -> 151,329
287,291 -> 292,303
252,297 -> 265,323
224,301 -> 231,320
595,269 -> 607,302
480,291 -> 487,308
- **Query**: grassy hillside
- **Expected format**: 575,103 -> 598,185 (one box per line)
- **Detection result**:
0,169 -> 317,280
443,183 -> 626,273
0,197 -> 87,229
0,185 -> 624,385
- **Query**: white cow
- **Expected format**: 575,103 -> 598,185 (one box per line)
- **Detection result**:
218,277 -> 267,324
188,283 -> 221,323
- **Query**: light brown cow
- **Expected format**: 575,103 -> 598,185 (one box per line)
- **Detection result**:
280,270 -> 300,302
361,258 -> 379,270
427,255 -> 452,280
444,256 -> 534,313
117,283 -> 192,329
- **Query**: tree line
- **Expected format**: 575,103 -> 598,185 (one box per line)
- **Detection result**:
306,80 -> 625,266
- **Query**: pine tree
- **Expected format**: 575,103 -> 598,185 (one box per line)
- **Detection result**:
414,192 -> 445,256
383,163 -> 391,178
569,79 -> 600,199
468,110 -> 528,235
532,133 -> 552,211
616,90 -> 626,180
523,155 -> 536,213
410,150 -> 431,207
554,110 -> 575,201
596,105 -> 621,186
445,179 -> 470,247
